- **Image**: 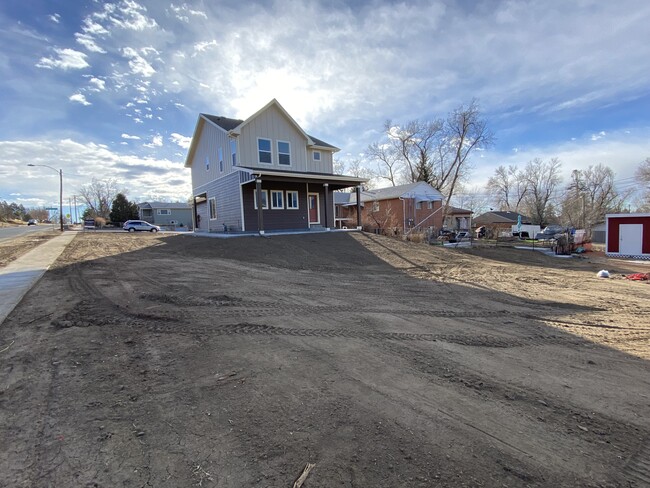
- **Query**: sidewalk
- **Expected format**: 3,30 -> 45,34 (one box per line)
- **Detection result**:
0,231 -> 77,325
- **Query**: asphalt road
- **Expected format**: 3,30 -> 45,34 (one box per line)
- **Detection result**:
0,224 -> 57,242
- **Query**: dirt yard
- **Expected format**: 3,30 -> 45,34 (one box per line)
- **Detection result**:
1,232 -> 649,487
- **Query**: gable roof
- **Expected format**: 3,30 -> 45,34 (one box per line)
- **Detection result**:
186,99 -> 339,167
359,181 -> 444,203
473,211 -> 532,224
447,206 -> 473,215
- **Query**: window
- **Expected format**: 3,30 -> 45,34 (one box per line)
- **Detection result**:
313,151 -> 321,162
427,201 -> 433,209
277,141 -> 291,165
230,139 -> 237,166
218,147 -> 224,172
205,156 -> 209,171
286,191 -> 299,209
157,209 -> 171,215
372,201 -> 380,212
209,197 -> 217,220
271,190 -> 284,209
416,201 -> 422,210
254,189 -> 269,209
258,138 -> 272,164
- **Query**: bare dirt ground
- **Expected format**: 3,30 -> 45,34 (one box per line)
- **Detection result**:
0,231 -> 58,267
1,232 -> 649,487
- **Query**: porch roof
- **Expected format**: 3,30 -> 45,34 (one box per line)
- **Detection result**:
238,167 -> 366,190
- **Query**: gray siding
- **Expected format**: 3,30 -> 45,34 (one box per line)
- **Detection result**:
190,119 -> 237,193
151,209 -> 193,229
194,170 -> 244,232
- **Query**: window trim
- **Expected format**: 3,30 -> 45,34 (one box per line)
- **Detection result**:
313,150 -> 321,162
271,190 -> 284,209
230,139 -> 237,166
286,190 -> 299,210
218,147 -> 224,172
157,209 -> 171,215
372,201 -> 380,212
209,197 -> 217,220
254,189 -> 269,210
257,138 -> 272,165
277,140 -> 291,166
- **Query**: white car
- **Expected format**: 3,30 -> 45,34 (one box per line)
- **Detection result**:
123,220 -> 160,233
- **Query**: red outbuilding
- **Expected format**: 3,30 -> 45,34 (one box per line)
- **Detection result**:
606,213 -> 650,259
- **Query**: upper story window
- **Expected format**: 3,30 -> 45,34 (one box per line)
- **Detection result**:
205,156 -> 209,171
313,151 -> 321,162
258,138 -> 272,164
218,147 -> 224,172
157,209 -> 171,215
277,141 -> 291,165
230,139 -> 237,166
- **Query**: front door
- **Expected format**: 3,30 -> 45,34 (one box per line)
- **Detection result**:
308,193 -> 319,224
620,224 -> 643,255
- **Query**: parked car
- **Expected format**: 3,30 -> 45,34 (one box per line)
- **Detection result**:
535,225 -> 565,240
27,219 -> 38,225
123,220 -> 160,233
456,231 -> 470,240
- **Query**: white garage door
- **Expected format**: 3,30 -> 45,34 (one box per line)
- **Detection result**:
619,224 -> 643,255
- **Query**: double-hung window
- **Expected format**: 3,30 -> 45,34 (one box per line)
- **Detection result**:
258,138 -> 272,164
313,151 -> 321,162
286,191 -> 299,209
209,198 -> 217,219
254,190 -> 269,209
157,209 -> 171,215
271,190 -> 284,209
277,141 -> 291,165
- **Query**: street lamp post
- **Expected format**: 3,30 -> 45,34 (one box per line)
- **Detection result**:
27,164 -> 64,232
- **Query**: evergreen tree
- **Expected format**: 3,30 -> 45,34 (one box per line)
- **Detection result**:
109,193 -> 138,223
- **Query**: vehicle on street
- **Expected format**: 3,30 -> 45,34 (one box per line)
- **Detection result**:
123,220 -> 160,233
535,225 -> 565,240
27,219 -> 38,225
456,231 -> 470,240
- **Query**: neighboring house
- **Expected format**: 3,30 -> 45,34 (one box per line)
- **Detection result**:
184,99 -> 366,233
444,206 -> 473,231
138,202 -> 193,230
333,191 -> 361,229
606,213 -> 650,259
473,211 -> 533,236
336,181 -> 445,234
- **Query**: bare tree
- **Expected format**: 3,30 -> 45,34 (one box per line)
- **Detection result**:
442,100 -> 494,217
449,185 -> 491,216
521,158 -> 563,225
365,141 -> 402,186
78,178 -> 122,219
486,165 -> 528,211
561,164 -> 628,228
636,158 -> 650,211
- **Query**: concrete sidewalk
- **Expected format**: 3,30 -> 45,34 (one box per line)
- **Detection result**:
0,231 -> 77,325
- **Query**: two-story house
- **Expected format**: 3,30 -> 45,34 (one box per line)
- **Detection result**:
184,99 -> 366,233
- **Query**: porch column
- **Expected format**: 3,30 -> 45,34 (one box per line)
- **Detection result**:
356,186 -> 362,230
255,178 -> 264,235
323,183 -> 330,230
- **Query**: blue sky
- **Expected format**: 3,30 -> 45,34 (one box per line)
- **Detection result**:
1,0 -> 649,209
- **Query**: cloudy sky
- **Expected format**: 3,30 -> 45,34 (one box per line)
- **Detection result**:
1,0 -> 649,210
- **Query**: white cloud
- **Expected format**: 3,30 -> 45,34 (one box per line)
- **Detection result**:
49,14 -> 61,24
1,139 -> 190,205
170,133 -> 191,149
69,93 -> 91,106
94,0 -> 157,31
121,133 -> 141,140
122,47 -> 155,77
143,134 -> 163,148
193,40 -> 217,55
591,131 -> 607,141
88,77 -> 106,91
75,33 -> 106,53
36,48 -> 89,70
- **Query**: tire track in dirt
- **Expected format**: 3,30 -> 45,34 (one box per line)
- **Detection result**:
624,441 -> 650,487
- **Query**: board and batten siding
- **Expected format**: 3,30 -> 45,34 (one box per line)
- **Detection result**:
190,119 -> 237,192
194,171 -> 244,232
237,104 -> 334,174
